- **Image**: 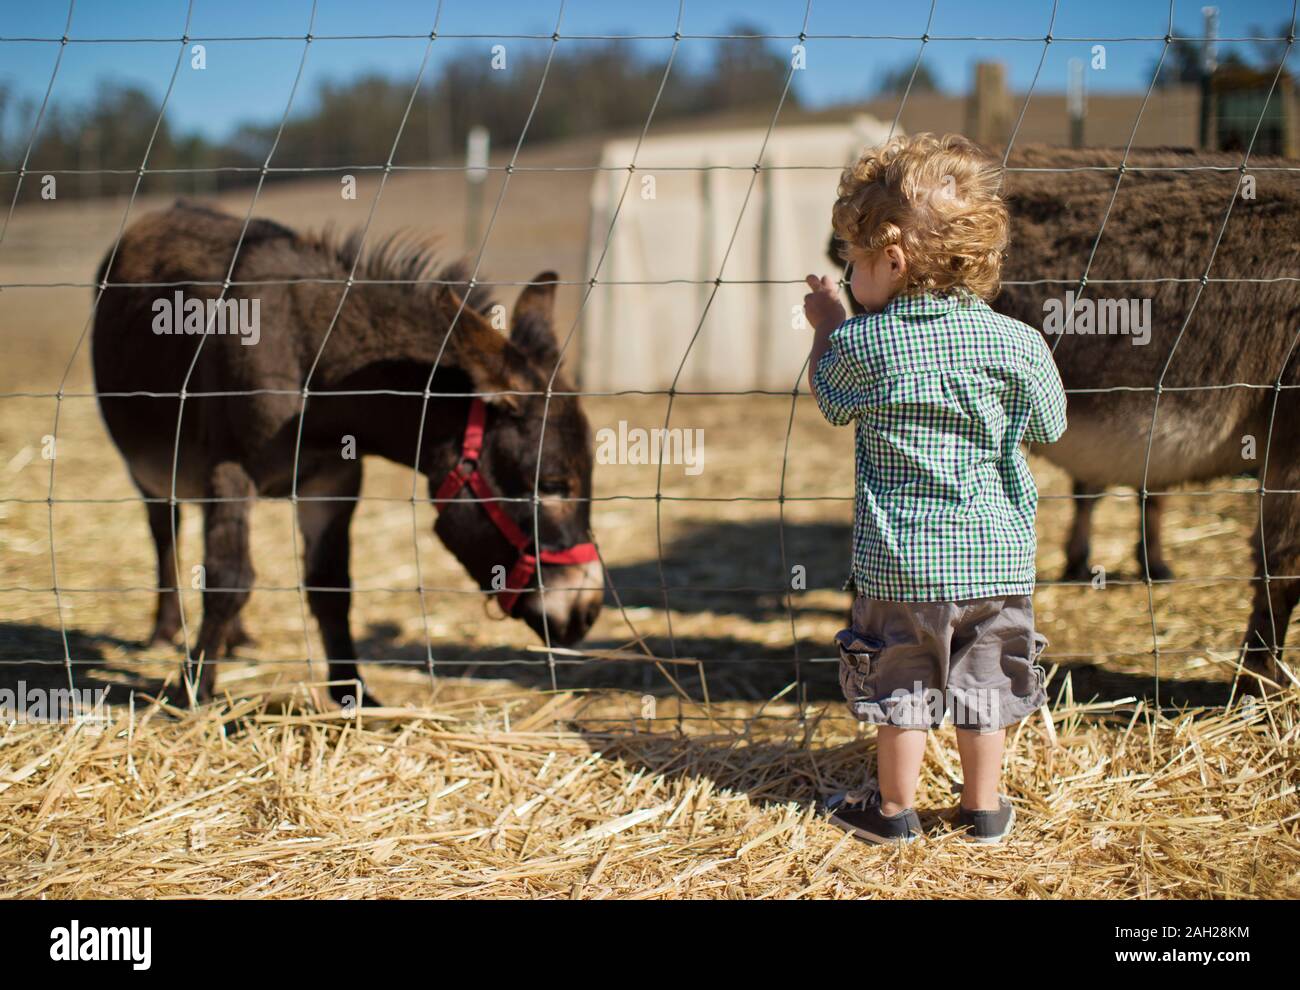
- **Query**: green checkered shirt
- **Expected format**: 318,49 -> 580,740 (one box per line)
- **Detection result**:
811,290 -> 1067,601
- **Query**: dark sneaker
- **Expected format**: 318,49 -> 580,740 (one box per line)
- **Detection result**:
821,789 -> 922,845
955,795 -> 1015,844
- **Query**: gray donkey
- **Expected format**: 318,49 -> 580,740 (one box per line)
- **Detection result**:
829,146 -> 1300,691
93,201 -> 604,706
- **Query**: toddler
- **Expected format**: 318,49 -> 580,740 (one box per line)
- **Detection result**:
803,133 -> 1067,844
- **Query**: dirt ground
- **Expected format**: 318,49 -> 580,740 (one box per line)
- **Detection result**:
1,138 -> 1297,898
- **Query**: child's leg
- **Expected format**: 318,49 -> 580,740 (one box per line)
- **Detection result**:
877,725 -> 927,816
954,727 -> 1005,812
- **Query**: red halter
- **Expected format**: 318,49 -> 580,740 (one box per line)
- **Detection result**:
432,397 -> 599,615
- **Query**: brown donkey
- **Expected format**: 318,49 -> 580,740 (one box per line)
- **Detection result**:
827,146 -> 1300,691
93,201 -> 604,706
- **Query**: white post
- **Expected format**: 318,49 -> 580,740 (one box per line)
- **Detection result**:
465,124 -> 489,253
1201,6 -> 1219,75
1067,58 -> 1086,148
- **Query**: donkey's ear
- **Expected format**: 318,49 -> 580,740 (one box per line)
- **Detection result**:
509,271 -> 560,361
442,287 -> 523,409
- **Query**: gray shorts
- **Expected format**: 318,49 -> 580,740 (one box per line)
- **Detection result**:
835,594 -> 1049,733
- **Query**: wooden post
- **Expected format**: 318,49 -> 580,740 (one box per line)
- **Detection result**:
697,159 -> 714,384
1199,6 -> 1219,150
601,168 -> 619,389
756,161 -> 772,388
1281,74 -> 1298,158
967,62 -> 1011,146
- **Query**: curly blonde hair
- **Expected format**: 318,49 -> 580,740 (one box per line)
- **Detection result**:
831,133 -> 1009,300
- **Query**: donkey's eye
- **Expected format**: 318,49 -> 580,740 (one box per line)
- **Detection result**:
537,478 -> 570,496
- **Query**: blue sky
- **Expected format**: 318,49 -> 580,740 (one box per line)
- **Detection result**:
1,0 -> 1295,142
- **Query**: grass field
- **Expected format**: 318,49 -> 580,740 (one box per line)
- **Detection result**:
1,136 -> 1297,898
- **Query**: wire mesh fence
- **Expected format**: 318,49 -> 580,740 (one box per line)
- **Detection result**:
1,0 -> 1297,733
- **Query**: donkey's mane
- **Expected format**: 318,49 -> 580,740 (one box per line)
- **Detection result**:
314,225 -> 498,318
304,222 -> 561,390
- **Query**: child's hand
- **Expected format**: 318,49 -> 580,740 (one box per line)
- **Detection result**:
804,274 -> 847,334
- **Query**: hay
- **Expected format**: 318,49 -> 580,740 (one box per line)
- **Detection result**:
3,171 -> 1299,899
1,673 -> 1296,899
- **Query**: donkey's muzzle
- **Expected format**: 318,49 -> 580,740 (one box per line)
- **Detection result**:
514,557 -> 605,646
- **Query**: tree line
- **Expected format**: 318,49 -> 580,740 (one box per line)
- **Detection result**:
0,31 -> 795,202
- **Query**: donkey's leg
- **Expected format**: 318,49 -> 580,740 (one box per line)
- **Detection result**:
1136,493 -> 1174,581
144,498 -> 182,646
223,614 -> 255,655
297,461 -> 375,710
1242,470 -> 1300,695
1063,480 -> 1100,581
187,461 -> 256,703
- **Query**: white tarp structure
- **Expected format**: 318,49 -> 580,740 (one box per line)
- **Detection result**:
580,114 -> 897,391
